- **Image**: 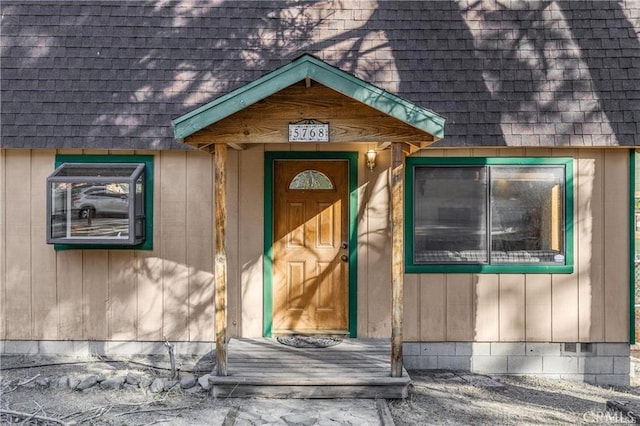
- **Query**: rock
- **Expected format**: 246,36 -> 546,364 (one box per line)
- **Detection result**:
140,376 -> 153,389
100,376 -> 125,390
163,379 -> 179,392
76,375 -> 99,391
460,374 -> 506,390
123,383 -> 139,392
35,377 -> 51,388
185,384 -> 203,394
180,374 -> 197,389
68,377 -> 81,390
52,376 -> 69,389
198,374 -> 212,391
149,378 -> 165,393
282,413 -> 317,426
125,372 -> 141,385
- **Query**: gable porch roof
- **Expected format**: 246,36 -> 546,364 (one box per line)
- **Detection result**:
172,54 -> 445,144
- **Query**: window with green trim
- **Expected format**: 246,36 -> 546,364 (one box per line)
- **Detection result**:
46,155 -> 154,250
405,157 -> 573,274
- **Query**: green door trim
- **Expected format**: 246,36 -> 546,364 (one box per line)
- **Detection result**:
263,151 -> 359,337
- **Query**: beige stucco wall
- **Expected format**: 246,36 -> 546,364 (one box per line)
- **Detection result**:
0,147 -> 631,343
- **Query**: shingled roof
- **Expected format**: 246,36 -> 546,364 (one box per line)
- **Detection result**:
1,0 -> 639,149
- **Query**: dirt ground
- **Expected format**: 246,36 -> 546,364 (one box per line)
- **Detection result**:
389,371 -> 640,425
0,354 -> 240,425
2,354 -> 640,425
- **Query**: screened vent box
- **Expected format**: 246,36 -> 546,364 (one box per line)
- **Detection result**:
47,163 -> 146,246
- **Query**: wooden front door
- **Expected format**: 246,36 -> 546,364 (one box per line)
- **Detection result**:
272,160 -> 349,334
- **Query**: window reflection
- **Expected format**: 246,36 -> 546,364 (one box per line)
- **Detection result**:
47,162 -> 145,245
412,163 -> 566,265
414,166 -> 487,263
490,166 -> 564,264
51,183 -> 130,239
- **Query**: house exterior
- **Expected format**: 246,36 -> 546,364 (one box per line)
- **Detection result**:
1,1 -> 639,386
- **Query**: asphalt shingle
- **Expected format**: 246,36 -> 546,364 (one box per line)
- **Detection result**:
1,0 -> 638,149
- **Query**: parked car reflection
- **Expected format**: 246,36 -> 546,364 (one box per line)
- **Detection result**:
71,185 -> 129,219
50,184 -> 131,239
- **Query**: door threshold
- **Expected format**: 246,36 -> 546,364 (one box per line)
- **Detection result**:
272,329 -> 351,338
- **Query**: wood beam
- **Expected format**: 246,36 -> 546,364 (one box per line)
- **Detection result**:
197,142 -> 215,152
227,142 -> 247,151
214,143 -> 228,376
376,141 -> 392,151
390,142 -> 404,378
403,143 -> 418,156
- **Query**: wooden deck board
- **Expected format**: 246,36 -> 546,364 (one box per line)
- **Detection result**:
209,338 -> 410,398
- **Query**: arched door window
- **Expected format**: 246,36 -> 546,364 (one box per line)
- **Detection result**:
288,170 -> 334,190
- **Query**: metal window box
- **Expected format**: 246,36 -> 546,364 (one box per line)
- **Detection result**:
46,163 -> 146,245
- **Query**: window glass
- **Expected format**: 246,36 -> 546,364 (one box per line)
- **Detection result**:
289,170 -> 334,190
47,160 -> 149,247
490,166 -> 565,264
50,182 -> 133,240
414,166 -> 487,263
407,158 -> 572,272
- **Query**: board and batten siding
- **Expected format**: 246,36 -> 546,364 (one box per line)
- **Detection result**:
402,148 -> 630,343
0,147 -> 631,343
0,149 -> 215,342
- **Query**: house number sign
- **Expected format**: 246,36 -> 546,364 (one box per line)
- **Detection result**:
288,120 -> 329,142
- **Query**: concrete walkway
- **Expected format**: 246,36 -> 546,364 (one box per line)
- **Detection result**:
222,399 -> 390,425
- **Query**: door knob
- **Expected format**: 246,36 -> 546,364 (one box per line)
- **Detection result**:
340,254 -> 348,262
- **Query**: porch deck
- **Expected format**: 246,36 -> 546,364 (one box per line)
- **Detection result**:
208,338 -> 411,399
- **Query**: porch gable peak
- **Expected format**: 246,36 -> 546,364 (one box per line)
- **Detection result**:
172,54 -> 445,143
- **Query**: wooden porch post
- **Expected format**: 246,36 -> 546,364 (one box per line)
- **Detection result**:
391,142 -> 404,377
214,143 -> 228,376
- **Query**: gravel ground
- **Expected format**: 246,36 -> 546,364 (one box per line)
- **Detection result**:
2,354 -> 640,425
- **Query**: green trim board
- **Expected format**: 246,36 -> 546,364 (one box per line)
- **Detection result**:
263,151 -> 359,337
173,54 -> 445,141
630,150 -> 637,345
53,154 -> 154,251
404,156 -> 574,274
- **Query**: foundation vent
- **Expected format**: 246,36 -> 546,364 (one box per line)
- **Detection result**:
580,343 -> 594,354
